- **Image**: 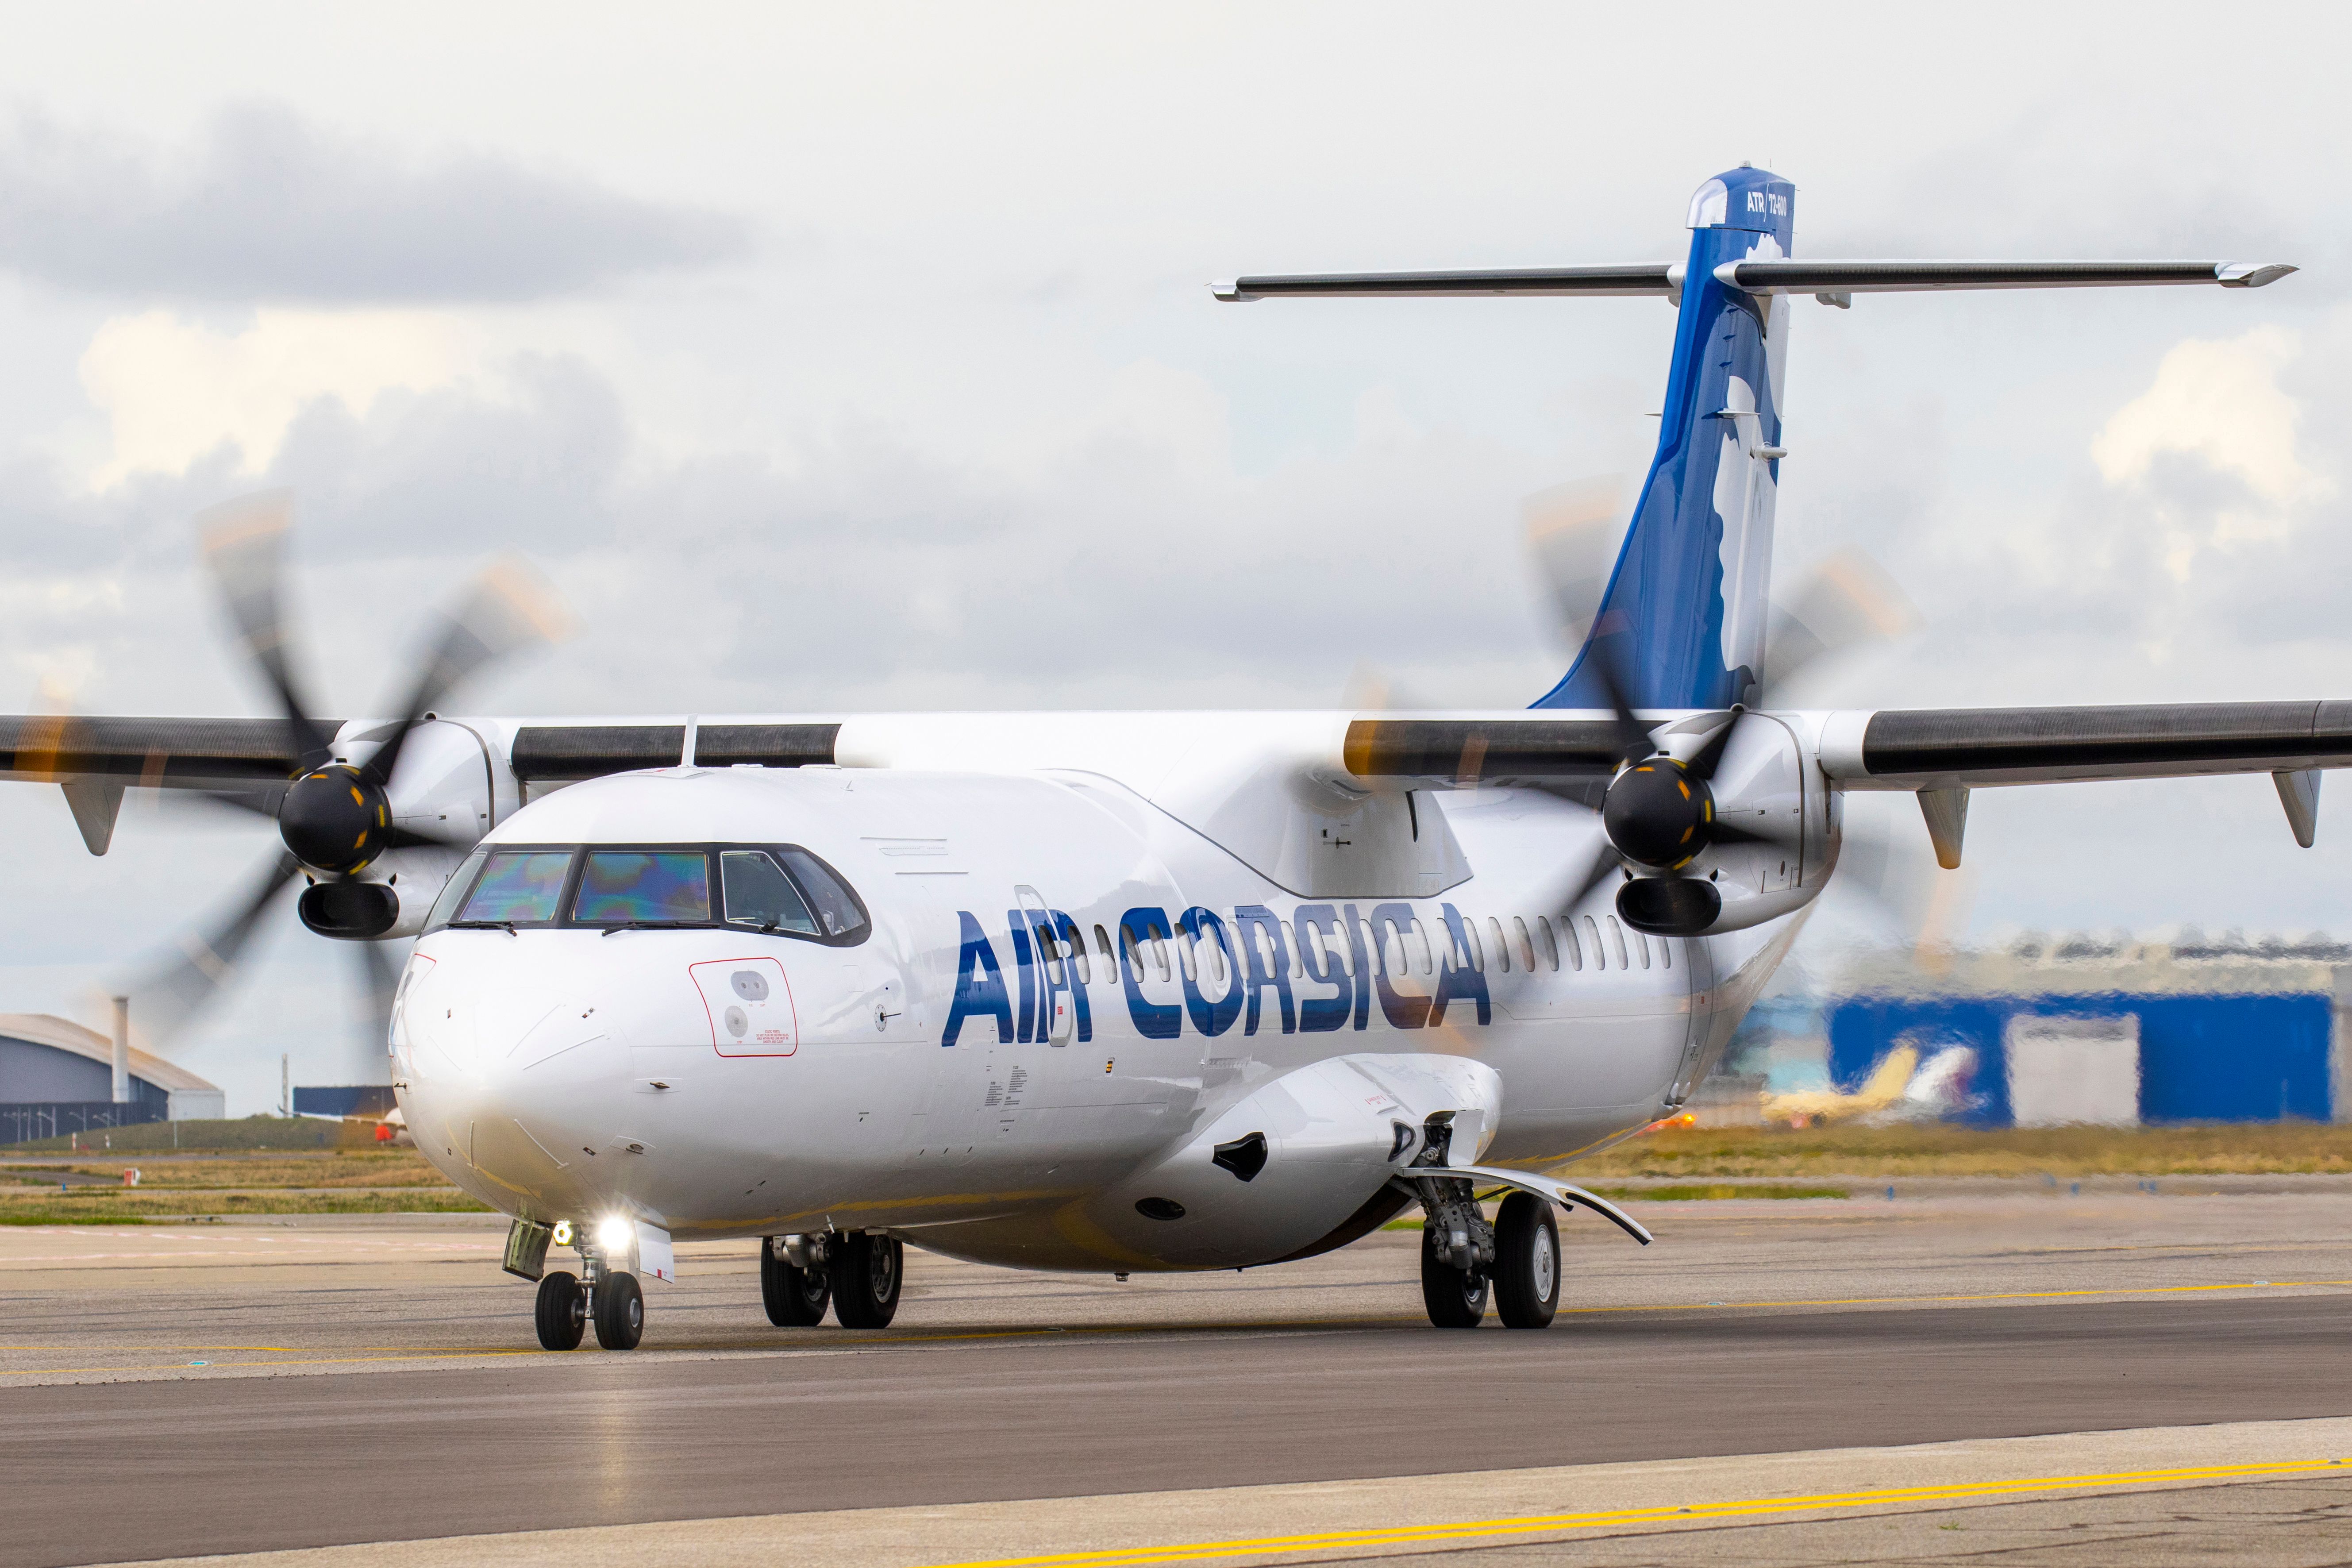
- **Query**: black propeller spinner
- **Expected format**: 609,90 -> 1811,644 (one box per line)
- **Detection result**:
1535,630 -> 1796,937
119,492 -> 562,1045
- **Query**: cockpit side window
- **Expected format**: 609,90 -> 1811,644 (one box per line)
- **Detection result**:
775,847 -> 869,942
423,848 -> 490,934
571,851 -> 712,924
455,850 -> 575,926
721,851 -> 819,935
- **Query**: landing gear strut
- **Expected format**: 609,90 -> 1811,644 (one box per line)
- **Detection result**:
1408,1172 -> 1496,1329
761,1234 -> 831,1326
1419,1221 -> 1490,1328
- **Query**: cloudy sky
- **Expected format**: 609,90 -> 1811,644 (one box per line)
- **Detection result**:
0,2 -> 2344,1110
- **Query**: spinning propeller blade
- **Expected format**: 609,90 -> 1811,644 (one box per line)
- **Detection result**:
124,493 -> 568,1049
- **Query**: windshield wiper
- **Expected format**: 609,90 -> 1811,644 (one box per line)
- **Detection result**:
447,920 -> 517,935
600,921 -> 701,935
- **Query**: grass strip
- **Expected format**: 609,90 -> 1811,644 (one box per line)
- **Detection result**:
1575,1122 -> 2352,1178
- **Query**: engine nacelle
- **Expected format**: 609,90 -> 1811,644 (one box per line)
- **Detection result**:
1630,711 -> 1826,937
1093,1052 -> 1501,1269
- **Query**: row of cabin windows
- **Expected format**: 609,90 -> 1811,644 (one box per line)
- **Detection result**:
1028,910 -> 1665,991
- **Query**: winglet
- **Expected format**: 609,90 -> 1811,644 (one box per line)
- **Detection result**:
2219,262 -> 2297,288
1209,280 -> 1259,302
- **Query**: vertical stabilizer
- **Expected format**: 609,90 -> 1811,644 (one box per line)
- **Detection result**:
1535,166 -> 1797,711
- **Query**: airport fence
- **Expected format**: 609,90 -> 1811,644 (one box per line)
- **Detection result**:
0,1101 -> 167,1146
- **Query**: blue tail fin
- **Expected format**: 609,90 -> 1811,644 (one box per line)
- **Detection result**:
1534,166 -> 1797,712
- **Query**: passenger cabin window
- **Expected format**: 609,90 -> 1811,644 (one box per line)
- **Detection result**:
1584,914 -> 1606,971
456,850 -> 573,926
1513,916 -> 1536,972
1068,929 -> 1092,986
1534,915 -> 1561,972
721,851 -> 818,935
1465,919 -> 1487,973
1094,925 -> 1114,966
1607,916 -> 1630,969
572,851 -> 710,925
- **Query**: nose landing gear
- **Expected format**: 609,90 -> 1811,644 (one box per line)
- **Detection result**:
527,1226 -> 644,1351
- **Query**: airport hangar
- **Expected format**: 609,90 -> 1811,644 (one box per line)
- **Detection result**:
0,1013 -> 223,1144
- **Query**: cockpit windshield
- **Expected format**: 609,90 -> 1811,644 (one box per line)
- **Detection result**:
720,851 -> 818,934
573,851 -> 710,924
423,842 -> 868,944
457,851 -> 573,925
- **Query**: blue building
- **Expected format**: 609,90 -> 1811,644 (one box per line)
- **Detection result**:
1815,931 -> 2350,1126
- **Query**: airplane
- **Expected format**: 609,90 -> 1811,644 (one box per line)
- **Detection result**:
0,164 -> 2321,1348
1759,1040 -> 1979,1127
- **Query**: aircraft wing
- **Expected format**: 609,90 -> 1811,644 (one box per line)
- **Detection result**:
1813,702 -> 2352,790
1340,704 -> 2352,790
0,714 -> 318,790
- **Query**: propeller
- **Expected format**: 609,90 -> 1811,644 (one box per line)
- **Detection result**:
1517,486 -> 1921,935
119,492 -> 566,1047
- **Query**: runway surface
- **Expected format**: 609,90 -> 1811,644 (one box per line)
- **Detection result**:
5,1189 -> 2352,1566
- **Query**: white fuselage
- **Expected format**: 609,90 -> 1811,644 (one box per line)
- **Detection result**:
393,734 -> 1813,1275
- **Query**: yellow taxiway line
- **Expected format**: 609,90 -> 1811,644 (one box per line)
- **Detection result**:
932,1457 -> 2352,1568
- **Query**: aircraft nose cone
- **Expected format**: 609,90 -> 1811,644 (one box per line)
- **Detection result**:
396,938 -> 630,1213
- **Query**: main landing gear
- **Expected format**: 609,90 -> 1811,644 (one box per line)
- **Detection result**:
1409,1183 -> 1563,1330
760,1231 -> 904,1329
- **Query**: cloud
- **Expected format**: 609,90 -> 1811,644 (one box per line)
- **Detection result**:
78,308 -> 473,485
2091,326 -> 2318,508
0,103 -> 751,303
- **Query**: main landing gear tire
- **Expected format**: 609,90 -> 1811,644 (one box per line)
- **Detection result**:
535,1270 -> 585,1351
594,1270 -> 645,1350
1420,1225 -> 1489,1329
1492,1192 -> 1561,1329
760,1238 -> 831,1326
830,1232 -> 903,1329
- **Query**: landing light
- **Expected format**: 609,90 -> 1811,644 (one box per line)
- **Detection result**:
595,1215 -> 634,1253
551,1220 -> 573,1246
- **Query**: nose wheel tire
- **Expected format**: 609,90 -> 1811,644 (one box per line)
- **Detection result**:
830,1232 -> 904,1329
593,1270 -> 644,1350
760,1238 -> 831,1326
1420,1225 -> 1489,1329
1492,1192 -> 1562,1329
535,1270 -> 586,1351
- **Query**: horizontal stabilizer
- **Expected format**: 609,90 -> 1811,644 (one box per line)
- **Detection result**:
1211,259 -> 2294,304
1714,258 -> 2295,296
1212,264 -> 1678,301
